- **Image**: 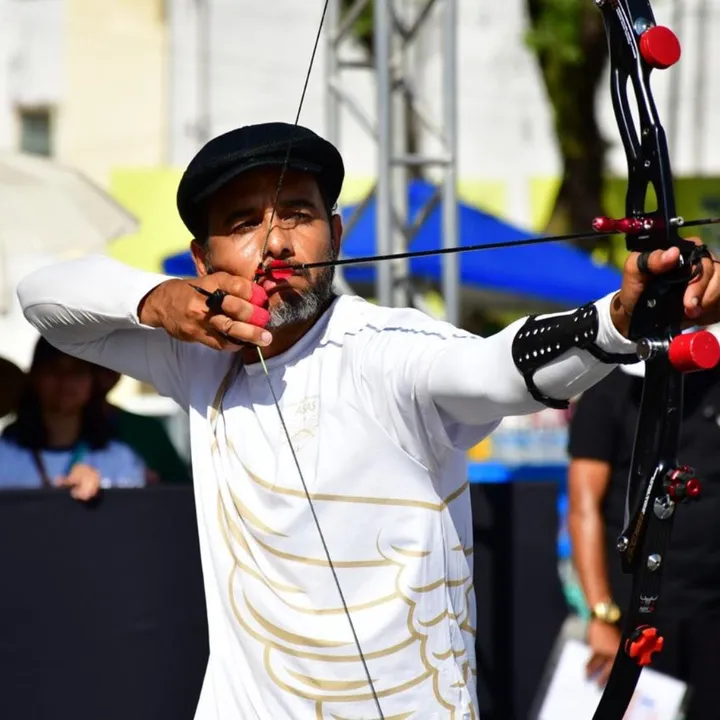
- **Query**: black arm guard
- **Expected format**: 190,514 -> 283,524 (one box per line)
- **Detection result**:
511,302 -> 639,409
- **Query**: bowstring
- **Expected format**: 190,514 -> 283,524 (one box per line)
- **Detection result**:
255,2 -> 386,717
256,2 -> 330,267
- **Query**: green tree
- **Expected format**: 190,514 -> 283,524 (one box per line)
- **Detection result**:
525,0 -> 611,254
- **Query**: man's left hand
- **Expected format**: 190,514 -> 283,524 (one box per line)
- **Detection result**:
610,236 -> 720,337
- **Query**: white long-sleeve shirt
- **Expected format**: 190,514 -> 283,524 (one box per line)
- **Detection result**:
17,255 -> 636,720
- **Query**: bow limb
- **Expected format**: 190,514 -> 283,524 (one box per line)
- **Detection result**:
254,2 -> 386,718
591,2 -> 718,718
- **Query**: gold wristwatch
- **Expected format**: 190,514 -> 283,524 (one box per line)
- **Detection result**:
590,600 -> 621,625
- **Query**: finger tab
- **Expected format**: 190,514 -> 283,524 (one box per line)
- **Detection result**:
249,305 -> 270,328
250,284 -> 268,306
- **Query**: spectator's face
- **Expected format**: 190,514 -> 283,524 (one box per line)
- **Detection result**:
33,356 -> 93,415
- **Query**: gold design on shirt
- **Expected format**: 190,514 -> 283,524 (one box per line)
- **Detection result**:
209,356 -> 242,427
218,476 -> 476,717
418,609 -> 455,628
219,497 -> 398,615
245,594 -> 350,648
248,530 -> 392,568
432,648 -> 466,661
459,584 -> 477,638
218,496 -> 305,595
451,544 -> 474,558
330,713 -> 414,720
226,568 -> 417,662
391,546 -> 431,558
263,645 -> 432,703
244,463 -> 469,512
408,576 -> 471,593
377,537 -> 476,717
288,669 -> 377,692
229,489 -> 288,537
209,374 -> 476,717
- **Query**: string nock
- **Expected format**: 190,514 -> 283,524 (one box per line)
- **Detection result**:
665,466 -> 702,502
592,216 -> 651,234
639,26 -> 681,69
626,626 -> 664,667
253,262 -> 268,283
668,330 -> 720,373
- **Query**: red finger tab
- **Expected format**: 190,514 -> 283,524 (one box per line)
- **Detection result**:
249,305 -> 270,328
250,284 -> 268,307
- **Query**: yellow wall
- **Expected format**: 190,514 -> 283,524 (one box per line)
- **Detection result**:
108,168 -> 720,274
108,171 -> 513,272
58,0 -> 167,188
110,168 -> 186,272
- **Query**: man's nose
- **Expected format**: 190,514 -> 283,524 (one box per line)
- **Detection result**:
262,216 -> 293,258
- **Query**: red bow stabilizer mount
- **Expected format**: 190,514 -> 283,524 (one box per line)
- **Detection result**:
591,215 -> 685,234
639,25 -> 681,70
665,466 -> 702,502
637,330 -> 720,374
668,330 -> 720,372
626,626 -> 664,667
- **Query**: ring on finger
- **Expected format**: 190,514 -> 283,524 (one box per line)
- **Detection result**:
636,251 -> 653,275
206,289 -> 228,314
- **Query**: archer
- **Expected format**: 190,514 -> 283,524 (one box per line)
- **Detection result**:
17,123 -> 720,719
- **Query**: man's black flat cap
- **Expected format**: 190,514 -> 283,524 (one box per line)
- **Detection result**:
176,122 -> 345,239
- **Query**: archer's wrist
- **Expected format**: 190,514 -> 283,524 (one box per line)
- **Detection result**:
610,292 -> 633,338
590,599 -> 622,625
138,280 -> 176,328
593,292 -> 637,354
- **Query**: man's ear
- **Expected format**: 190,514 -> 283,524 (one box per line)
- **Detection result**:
190,239 -> 210,276
331,214 -> 343,255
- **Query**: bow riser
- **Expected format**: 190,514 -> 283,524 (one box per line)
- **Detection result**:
602,1 -> 688,247
591,1 -> 716,717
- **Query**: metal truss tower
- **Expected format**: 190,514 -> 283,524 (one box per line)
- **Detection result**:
324,0 -> 459,325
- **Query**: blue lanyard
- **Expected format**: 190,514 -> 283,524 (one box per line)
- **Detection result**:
32,441 -> 90,487
63,441 -> 89,475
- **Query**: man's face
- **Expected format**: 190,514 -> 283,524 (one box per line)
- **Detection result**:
193,167 -> 343,331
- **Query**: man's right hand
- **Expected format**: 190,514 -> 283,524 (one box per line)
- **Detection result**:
138,274 -> 271,351
586,618 -> 622,688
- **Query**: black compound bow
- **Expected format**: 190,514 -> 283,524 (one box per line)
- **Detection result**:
589,1 -> 719,717
207,2 -> 720,719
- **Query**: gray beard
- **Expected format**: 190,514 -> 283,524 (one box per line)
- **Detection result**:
265,263 -> 336,330
204,248 -> 337,331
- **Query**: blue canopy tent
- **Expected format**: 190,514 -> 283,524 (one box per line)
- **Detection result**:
163,252 -> 197,277
162,179 -> 621,308
338,180 -> 621,307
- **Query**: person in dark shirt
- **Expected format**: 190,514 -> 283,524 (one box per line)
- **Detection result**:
568,362 -> 720,719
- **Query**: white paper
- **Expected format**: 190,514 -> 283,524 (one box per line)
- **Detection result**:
537,638 -> 687,720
